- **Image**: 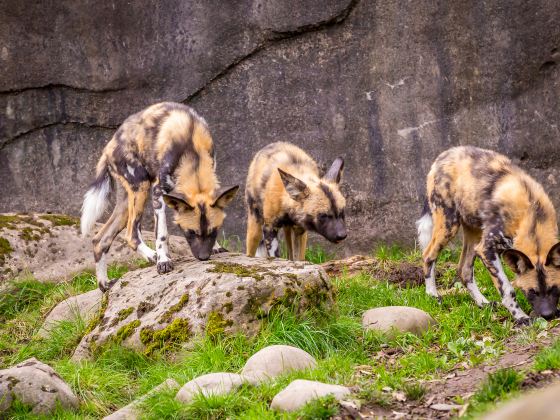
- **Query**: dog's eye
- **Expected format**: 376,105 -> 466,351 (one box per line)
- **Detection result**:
528,289 -> 537,298
318,213 -> 329,221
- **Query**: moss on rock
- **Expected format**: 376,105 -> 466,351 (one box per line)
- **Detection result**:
115,319 -> 141,342
139,318 -> 191,356
159,293 -> 189,323
206,311 -> 233,338
84,294 -> 108,335
39,214 -> 79,227
110,307 -> 134,326
207,261 -> 270,281
0,237 -> 13,265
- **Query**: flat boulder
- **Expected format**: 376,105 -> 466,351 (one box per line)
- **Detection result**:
0,357 -> 79,414
362,306 -> 436,337
241,345 -> 317,383
72,254 -> 333,360
0,213 -> 191,283
38,288 -> 103,338
270,379 -> 351,412
483,382 -> 560,420
175,373 -> 249,404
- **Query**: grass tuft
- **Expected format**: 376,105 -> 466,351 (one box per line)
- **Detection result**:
471,368 -> 524,406
534,339 -> 560,372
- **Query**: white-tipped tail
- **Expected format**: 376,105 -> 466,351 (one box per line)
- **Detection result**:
80,177 -> 111,237
416,213 -> 433,250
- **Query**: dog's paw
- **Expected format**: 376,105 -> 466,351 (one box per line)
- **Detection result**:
157,260 -> 174,274
98,278 -> 118,293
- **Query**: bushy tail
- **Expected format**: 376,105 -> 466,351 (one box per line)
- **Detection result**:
415,198 -> 433,251
81,155 -> 112,237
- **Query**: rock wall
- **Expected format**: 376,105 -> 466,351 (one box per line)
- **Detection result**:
2,0 -> 560,253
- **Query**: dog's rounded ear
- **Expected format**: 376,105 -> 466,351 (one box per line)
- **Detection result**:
546,242 -> 560,267
163,192 -> 193,212
502,249 -> 534,274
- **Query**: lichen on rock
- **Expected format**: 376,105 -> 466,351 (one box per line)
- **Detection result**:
140,318 -> 191,356
72,253 -> 333,360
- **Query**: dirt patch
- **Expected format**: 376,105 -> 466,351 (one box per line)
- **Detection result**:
322,255 -> 435,287
358,325 -> 560,419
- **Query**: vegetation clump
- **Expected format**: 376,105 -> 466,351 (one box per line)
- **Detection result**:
206,311 -> 233,338
0,237 -> 13,265
114,320 -> 141,343
207,261 -> 269,281
0,214 -> 46,230
39,214 -> 79,226
110,307 -> 134,326
19,227 -> 43,242
160,293 -> 189,323
534,339 -> 560,372
139,318 -> 191,356
471,368 -> 524,406
84,294 -> 109,335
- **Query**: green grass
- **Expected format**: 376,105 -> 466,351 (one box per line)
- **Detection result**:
0,246 -> 552,418
465,368 -> 524,417
304,244 -> 334,264
534,339 -> 560,372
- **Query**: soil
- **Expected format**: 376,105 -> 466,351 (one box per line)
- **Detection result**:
351,325 -> 560,419
322,255 -> 428,287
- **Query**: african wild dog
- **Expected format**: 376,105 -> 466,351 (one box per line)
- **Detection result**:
245,142 -> 346,260
417,146 -> 560,324
81,102 -> 239,291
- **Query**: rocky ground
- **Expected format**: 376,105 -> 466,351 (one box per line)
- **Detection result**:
0,214 -> 559,419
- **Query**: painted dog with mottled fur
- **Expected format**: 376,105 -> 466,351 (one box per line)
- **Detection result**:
245,142 -> 346,260
417,146 -> 560,324
81,102 -> 238,291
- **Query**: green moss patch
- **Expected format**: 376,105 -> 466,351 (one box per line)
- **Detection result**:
115,320 -> 141,343
19,227 -> 43,242
160,294 -> 189,323
140,318 -> 191,356
39,214 -> 79,227
0,237 -> 13,265
0,214 -> 43,230
207,262 -> 270,281
206,311 -> 233,338
84,295 -> 109,335
110,307 -> 134,326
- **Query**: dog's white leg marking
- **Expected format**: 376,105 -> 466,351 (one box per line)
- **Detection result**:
255,240 -> 267,258
155,196 -> 170,263
425,262 -> 439,297
136,228 -> 156,262
268,237 -> 279,257
491,257 -> 529,321
466,276 -> 490,306
96,253 -> 110,290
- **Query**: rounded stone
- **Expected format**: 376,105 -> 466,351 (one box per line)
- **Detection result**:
241,345 -> 317,382
270,379 -> 351,412
38,288 -> 103,338
175,373 -> 248,404
0,358 -> 79,415
362,306 -> 436,337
